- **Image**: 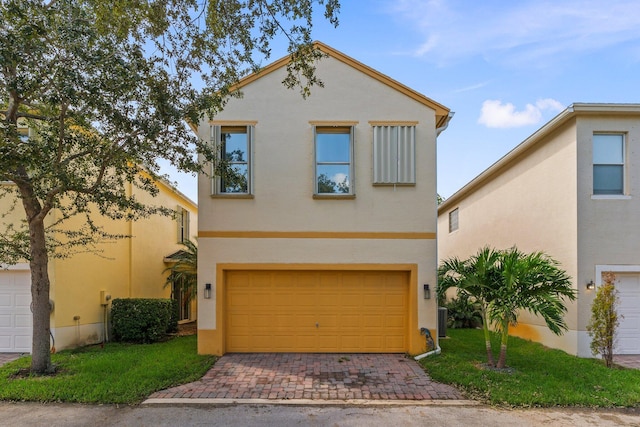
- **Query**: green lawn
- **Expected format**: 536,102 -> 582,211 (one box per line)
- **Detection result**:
421,328 -> 640,407
0,335 -> 215,404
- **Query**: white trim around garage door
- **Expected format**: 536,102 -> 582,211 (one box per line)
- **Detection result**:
595,264 -> 640,287
0,263 -> 30,271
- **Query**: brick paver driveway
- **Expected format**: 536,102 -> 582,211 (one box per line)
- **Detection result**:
149,353 -> 463,401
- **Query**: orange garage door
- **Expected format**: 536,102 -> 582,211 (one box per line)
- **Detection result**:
225,270 -> 409,352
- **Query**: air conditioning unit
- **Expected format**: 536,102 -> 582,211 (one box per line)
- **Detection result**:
438,307 -> 447,338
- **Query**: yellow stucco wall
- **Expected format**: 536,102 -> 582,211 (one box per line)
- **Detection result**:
0,178 -> 198,351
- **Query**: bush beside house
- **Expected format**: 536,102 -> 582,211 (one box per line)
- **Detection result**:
111,298 -> 178,343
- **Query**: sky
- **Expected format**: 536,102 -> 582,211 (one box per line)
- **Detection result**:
165,0 -> 640,202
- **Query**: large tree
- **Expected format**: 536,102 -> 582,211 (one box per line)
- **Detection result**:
1,0 -> 339,373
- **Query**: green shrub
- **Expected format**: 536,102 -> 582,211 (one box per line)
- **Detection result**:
587,272 -> 620,368
111,298 -> 177,343
444,293 -> 483,329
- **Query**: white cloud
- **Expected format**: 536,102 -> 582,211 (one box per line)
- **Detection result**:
478,99 -> 564,128
332,173 -> 348,184
387,0 -> 640,67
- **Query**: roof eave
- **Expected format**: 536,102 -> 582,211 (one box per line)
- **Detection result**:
438,103 -> 640,213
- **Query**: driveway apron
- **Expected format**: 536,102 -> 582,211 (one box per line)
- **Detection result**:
0,353 -> 22,367
149,353 -> 463,401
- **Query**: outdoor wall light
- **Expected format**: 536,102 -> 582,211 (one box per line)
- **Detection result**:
586,280 -> 595,290
423,284 -> 431,300
204,283 -> 212,299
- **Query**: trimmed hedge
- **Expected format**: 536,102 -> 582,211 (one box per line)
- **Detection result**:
111,298 -> 178,343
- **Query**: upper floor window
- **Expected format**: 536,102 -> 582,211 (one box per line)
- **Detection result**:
211,125 -> 253,195
176,206 -> 190,243
449,208 -> 459,233
593,133 -> 625,195
314,126 -> 354,196
372,124 -> 416,185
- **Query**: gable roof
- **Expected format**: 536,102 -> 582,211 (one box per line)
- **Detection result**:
232,41 -> 451,128
439,103 -> 640,212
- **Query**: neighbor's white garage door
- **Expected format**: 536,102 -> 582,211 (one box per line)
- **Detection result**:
0,269 -> 32,352
615,274 -> 640,355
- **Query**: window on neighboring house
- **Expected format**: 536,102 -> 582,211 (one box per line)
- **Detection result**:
18,127 -> 29,143
449,208 -> 459,233
593,133 -> 625,195
177,207 -> 190,243
314,126 -> 354,196
372,125 -> 416,184
211,125 -> 253,195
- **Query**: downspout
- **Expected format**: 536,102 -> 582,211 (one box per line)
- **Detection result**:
414,346 -> 441,360
416,112 -> 454,362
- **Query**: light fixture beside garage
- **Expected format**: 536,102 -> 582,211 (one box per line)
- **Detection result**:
423,284 -> 431,299
204,283 -> 212,299
586,280 -> 595,290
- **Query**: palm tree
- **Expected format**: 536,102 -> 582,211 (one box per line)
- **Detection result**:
438,246 -> 502,367
164,239 -> 198,303
489,247 -> 576,368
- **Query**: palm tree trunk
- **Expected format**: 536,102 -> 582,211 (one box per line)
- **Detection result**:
496,319 -> 509,369
481,306 -> 495,367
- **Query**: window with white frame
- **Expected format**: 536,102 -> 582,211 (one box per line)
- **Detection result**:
372,125 -> 416,184
314,126 -> 354,195
593,133 -> 625,195
211,125 -> 253,194
449,208 -> 459,233
176,207 -> 190,243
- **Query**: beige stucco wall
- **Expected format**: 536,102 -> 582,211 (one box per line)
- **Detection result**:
196,54 -> 441,354
438,119 -> 581,355
438,108 -> 640,357
575,115 -> 640,355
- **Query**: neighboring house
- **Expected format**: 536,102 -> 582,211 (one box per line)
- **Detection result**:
438,103 -> 640,358
0,174 -> 198,352
193,41 -> 453,356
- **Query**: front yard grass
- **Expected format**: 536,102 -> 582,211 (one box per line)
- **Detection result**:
0,335 -> 215,404
421,328 -> 640,407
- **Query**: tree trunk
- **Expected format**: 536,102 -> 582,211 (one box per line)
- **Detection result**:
28,217 -> 53,374
496,320 -> 509,369
17,178 -> 53,374
481,307 -> 495,367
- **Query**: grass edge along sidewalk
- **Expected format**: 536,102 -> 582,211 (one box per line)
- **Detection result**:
0,335 -> 216,404
422,328 -> 640,407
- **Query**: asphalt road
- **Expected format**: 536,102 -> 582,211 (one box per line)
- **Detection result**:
1,402 -> 640,427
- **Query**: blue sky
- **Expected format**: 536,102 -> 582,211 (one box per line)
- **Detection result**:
166,0 -> 640,202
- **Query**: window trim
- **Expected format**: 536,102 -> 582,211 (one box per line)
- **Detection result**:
210,124 -> 254,197
448,208 -> 459,233
592,133 -> 626,196
176,206 -> 190,243
313,124 -> 355,197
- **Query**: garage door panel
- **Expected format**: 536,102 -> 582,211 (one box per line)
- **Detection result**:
15,314 -> 31,328
0,270 -> 32,352
226,270 -> 409,353
615,274 -> 640,354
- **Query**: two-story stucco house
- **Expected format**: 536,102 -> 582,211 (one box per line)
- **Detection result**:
194,42 -> 452,356
438,103 -> 640,357
0,176 -> 197,353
